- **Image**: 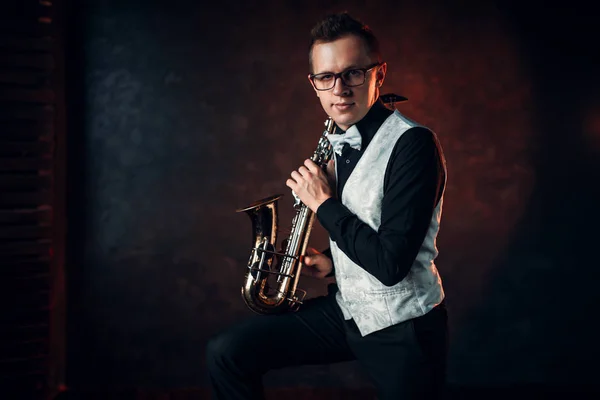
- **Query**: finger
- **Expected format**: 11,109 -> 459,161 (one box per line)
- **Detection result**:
304,159 -> 319,172
298,166 -> 311,177
286,179 -> 296,189
290,171 -> 303,182
305,247 -> 320,255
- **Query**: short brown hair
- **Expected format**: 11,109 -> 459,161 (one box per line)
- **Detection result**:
308,12 -> 382,72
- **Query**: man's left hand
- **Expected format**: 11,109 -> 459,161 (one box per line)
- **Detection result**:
286,159 -> 333,213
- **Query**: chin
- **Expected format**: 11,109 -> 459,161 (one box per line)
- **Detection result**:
334,114 -> 358,129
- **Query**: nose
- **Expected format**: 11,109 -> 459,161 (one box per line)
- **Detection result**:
332,76 -> 351,96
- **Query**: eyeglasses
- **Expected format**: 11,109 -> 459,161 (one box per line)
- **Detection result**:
309,62 -> 382,91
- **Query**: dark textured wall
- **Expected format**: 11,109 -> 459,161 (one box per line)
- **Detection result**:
65,0 -> 600,390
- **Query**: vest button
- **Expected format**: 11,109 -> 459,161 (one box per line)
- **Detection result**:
346,159 -> 350,164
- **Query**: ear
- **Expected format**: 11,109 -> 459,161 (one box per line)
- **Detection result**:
308,74 -> 319,96
376,62 -> 387,86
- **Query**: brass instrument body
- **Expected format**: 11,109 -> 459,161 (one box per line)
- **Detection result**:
236,118 -> 335,314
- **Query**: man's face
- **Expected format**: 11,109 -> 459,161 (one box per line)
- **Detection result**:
309,35 -> 387,130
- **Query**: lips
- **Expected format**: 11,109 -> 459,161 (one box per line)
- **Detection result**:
333,103 -> 354,111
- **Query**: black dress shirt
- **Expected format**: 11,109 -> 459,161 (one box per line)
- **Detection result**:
317,99 -> 446,286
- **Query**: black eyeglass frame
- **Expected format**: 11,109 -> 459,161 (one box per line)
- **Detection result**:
309,62 -> 383,91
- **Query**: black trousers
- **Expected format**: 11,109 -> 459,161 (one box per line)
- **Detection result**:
206,286 -> 448,400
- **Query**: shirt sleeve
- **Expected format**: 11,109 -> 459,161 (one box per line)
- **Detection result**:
315,127 -> 445,286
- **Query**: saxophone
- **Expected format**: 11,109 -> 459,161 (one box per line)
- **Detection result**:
236,117 -> 335,314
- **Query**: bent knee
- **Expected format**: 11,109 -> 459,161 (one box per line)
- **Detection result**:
206,330 -> 262,376
206,329 -> 249,364
206,333 -> 229,363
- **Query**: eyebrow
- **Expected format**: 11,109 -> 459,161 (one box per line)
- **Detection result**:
314,64 -> 361,75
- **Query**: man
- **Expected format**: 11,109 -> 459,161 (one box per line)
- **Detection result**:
206,12 -> 448,400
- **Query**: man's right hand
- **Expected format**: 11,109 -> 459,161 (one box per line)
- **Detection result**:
301,247 -> 333,279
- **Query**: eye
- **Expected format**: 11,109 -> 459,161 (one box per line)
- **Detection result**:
315,74 -> 334,82
346,69 -> 362,78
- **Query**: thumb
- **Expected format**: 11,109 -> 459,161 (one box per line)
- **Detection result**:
326,159 -> 336,177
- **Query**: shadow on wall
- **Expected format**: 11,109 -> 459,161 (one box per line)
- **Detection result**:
447,3 -> 600,386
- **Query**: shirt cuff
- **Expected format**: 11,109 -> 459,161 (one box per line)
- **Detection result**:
316,197 -> 353,242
